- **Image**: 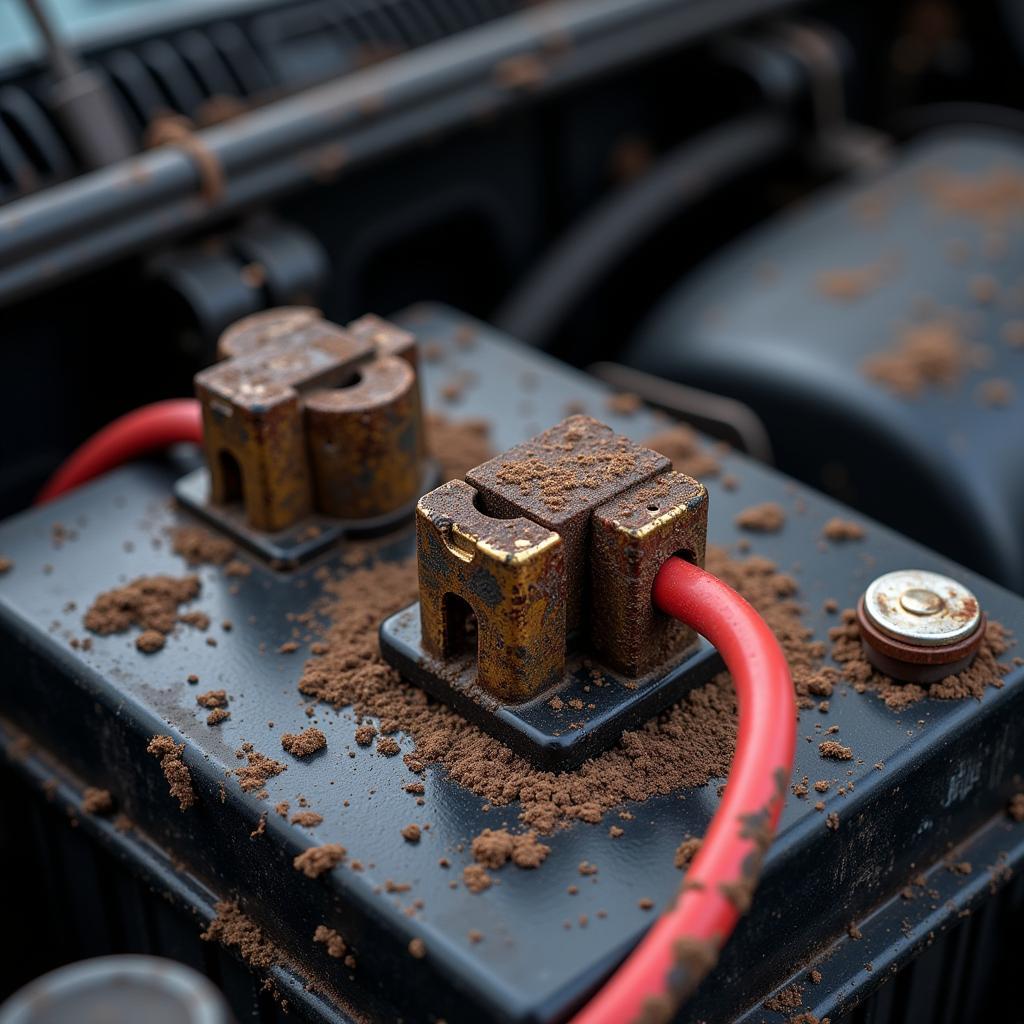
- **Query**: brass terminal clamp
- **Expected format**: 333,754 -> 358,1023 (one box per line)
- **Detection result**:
381,416 -> 717,767
175,307 -> 434,564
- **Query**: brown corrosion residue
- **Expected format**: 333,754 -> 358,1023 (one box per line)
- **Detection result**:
924,165 -> 1024,225
294,843 -> 346,878
169,525 -> 236,566
831,609 -> 1013,710
471,829 -> 550,870
234,744 -> 286,792
83,787 -> 114,815
822,518 -> 865,542
735,502 -> 786,533
146,735 -> 195,811
642,423 -> 721,479
862,318 -> 989,398
816,260 -> 888,302
296,541 -> 842,831
281,726 -> 327,758
84,575 -> 201,636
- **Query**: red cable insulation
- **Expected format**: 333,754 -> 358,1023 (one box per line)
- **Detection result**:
570,556 -> 796,1024
36,399 -> 203,504
37,405 -> 796,1021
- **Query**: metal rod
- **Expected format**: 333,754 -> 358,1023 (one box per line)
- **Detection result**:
588,361 -> 775,464
20,0 -> 78,80
0,0 -> 803,307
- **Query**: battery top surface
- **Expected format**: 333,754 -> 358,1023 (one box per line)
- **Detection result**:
1,305 -> 1022,1024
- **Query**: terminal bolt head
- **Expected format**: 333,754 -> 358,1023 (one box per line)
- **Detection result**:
856,568 -> 985,683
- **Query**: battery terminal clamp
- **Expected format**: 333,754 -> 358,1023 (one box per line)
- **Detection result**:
379,416 -> 720,769
174,307 -> 437,566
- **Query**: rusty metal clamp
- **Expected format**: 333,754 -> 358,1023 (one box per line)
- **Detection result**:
195,308 -> 424,532
415,416 -> 709,700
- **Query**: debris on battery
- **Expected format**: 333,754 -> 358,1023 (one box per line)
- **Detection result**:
861,318 -> 988,398
313,924 -> 351,962
470,828 -> 550,870
298,547 -> 771,830
735,501 -> 786,533
815,259 -> 888,302
821,518 -> 866,542
146,735 -> 195,811
763,981 -> 804,1015
293,843 -> 346,878
818,741 -> 853,761
82,786 -> 114,816
924,165 -> 1024,222
833,602 -> 1012,710
84,574 -> 201,639
674,836 -> 702,868
280,726 -> 326,758
234,743 -> 286,793
169,525 -> 237,566
638,422 -> 722,478
201,903 -> 275,965
462,864 -> 492,893
976,377 -> 1015,408
135,629 -> 165,653
196,689 -> 228,709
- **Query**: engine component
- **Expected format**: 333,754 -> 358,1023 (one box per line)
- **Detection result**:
147,218 -> 329,357
625,128 -> 1024,593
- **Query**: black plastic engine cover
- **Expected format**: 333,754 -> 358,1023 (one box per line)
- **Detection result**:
627,127 -> 1024,594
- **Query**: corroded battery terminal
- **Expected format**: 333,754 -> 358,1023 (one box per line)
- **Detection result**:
380,416 -> 715,768
175,307 -> 435,564
856,568 -> 985,683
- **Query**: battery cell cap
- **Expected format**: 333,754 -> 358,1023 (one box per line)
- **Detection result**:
863,569 -> 981,648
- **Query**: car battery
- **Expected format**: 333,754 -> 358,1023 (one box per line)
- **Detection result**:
0,304 -> 1022,1024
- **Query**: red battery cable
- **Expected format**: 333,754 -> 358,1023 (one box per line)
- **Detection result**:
36,399 -> 203,504
571,555 -> 796,1024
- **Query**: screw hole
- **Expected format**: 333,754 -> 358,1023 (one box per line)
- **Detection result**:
647,503 -> 659,512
